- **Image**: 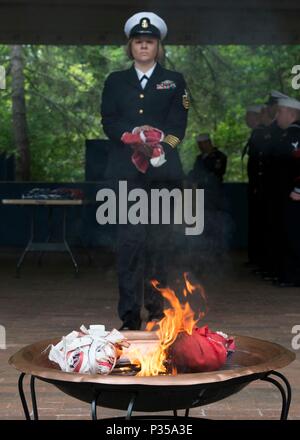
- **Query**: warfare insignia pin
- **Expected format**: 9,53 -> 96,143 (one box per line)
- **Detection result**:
156,80 -> 176,90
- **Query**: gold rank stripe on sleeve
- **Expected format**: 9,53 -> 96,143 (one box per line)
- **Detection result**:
164,134 -> 181,148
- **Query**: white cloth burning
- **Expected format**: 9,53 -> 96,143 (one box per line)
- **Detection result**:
48,325 -> 130,375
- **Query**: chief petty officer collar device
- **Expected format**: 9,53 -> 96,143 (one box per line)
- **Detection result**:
124,11 -> 168,40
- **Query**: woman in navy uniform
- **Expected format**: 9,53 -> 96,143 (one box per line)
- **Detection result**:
100,12 -> 189,329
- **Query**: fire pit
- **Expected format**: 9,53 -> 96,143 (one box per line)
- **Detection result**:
9,331 -> 295,420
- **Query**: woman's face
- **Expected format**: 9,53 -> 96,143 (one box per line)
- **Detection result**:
131,36 -> 158,63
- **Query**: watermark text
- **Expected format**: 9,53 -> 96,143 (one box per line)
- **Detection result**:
96,181 -> 204,235
0,325 -> 6,350
291,325 -> 300,350
291,65 -> 300,90
0,65 -> 6,90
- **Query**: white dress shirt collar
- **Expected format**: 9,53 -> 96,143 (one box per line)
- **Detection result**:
134,62 -> 157,80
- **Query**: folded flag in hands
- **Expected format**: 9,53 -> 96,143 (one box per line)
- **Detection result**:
121,128 -> 166,173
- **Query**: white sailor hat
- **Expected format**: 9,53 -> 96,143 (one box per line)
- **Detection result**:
277,97 -> 300,110
246,104 -> 265,113
266,90 -> 289,105
124,12 -> 168,40
271,90 -> 289,99
197,133 -> 210,142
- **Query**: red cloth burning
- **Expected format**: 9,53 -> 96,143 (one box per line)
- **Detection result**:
168,325 -> 235,373
121,128 -> 165,173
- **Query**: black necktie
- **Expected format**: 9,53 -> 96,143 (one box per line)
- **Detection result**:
140,75 -> 149,82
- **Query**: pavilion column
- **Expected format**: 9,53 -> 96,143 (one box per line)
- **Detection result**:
10,45 -> 31,181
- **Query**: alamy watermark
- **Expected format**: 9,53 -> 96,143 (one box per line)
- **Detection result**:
96,181 -> 204,235
0,65 -> 6,90
291,325 -> 300,350
291,65 -> 300,90
0,325 -> 6,350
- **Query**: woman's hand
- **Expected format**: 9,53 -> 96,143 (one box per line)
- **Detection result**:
143,128 -> 164,146
132,125 -> 155,134
290,190 -> 300,201
121,132 -> 143,145
123,127 -> 164,158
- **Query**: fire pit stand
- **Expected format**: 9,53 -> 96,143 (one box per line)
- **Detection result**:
10,332 -> 295,421
16,370 -> 292,420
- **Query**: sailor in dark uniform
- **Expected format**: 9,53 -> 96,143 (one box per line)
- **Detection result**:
100,12 -> 189,329
186,134 -> 227,264
262,92 -> 288,279
242,104 -> 266,266
188,133 -> 227,185
187,133 -> 227,216
274,97 -> 300,287
244,93 -> 286,275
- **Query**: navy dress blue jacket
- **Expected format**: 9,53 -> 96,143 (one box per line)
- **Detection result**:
100,62 -> 189,181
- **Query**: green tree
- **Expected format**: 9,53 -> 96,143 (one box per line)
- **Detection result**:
1,44 -> 300,182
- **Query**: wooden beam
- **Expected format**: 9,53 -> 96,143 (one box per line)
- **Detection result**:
1,1 -> 300,44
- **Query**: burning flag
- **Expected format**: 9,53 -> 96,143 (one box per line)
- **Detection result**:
123,274 -> 235,376
168,325 -> 235,373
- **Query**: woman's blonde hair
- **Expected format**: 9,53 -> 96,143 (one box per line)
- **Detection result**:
125,37 -> 165,64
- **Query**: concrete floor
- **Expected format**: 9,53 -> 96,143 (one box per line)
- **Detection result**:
0,248 -> 299,420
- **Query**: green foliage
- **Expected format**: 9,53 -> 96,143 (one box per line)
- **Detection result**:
1,44 -> 300,181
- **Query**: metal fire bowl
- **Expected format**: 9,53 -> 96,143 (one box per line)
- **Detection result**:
9,332 -> 295,412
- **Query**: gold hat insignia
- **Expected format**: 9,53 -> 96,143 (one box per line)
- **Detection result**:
141,19 -> 149,28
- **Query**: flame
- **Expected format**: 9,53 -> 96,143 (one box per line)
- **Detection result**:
124,274 -> 207,376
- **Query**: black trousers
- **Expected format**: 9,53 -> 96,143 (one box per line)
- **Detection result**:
247,187 -> 265,265
280,199 -> 300,284
114,179 -> 180,322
